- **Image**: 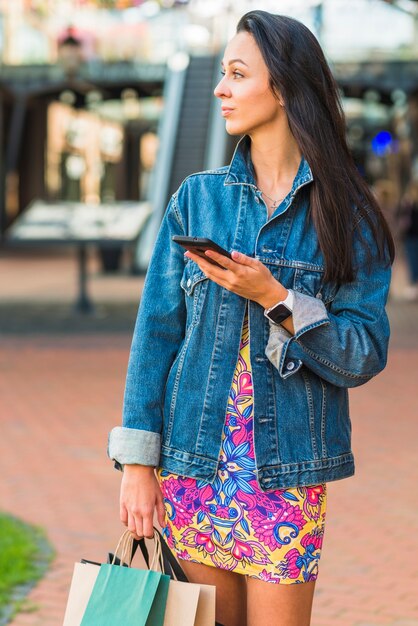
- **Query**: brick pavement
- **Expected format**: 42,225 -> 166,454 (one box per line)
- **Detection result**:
1,250 -> 418,626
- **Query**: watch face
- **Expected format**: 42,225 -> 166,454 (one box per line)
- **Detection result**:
266,303 -> 292,325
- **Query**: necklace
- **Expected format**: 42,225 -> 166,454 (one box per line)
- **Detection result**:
257,187 -> 287,210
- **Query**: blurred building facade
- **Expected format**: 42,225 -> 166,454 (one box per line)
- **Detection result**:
1,0 -> 418,255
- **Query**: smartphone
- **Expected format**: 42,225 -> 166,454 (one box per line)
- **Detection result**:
172,236 -> 232,268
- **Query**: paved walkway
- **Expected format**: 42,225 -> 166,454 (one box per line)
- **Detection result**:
1,250 -> 418,626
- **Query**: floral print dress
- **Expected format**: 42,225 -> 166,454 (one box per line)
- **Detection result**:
157,309 -> 327,584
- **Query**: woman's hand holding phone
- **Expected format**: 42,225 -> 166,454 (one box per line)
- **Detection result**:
184,248 -> 288,311
172,236 -> 232,268
174,236 -> 294,332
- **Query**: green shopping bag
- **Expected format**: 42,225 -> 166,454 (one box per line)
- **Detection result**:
80,562 -> 170,626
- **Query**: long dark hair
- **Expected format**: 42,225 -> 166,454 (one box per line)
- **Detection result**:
237,10 -> 395,284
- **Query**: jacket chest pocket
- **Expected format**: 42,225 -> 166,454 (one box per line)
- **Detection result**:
180,262 -> 209,326
293,267 -> 337,306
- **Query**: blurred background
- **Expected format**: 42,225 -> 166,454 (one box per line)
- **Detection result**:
0,1 -> 417,625
1,0 -> 418,306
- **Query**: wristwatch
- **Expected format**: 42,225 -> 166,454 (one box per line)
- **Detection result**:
264,289 -> 294,325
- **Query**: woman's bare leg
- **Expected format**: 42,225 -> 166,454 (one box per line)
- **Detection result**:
180,559 -> 247,626
246,578 -> 316,626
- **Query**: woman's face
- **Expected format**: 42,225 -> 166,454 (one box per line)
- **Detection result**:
214,31 -> 284,136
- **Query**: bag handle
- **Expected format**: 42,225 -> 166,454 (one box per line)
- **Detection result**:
110,528 -> 187,582
111,529 -> 135,566
106,529 -> 148,568
136,528 -> 189,582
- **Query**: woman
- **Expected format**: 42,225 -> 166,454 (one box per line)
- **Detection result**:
108,11 -> 394,626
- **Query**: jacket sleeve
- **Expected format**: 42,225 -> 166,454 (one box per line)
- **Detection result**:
265,216 -> 391,388
108,193 -> 186,467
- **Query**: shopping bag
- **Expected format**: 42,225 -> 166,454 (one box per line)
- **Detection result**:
195,584 -> 217,626
80,563 -> 170,626
63,530 -> 169,626
63,562 -> 100,626
63,528 -> 217,626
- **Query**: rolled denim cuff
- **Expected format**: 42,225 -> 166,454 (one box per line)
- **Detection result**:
265,290 -> 329,378
107,426 -> 161,467
265,324 -> 302,378
291,289 -> 329,335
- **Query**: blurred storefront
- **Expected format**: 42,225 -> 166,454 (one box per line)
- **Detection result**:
1,0 -> 418,256
0,4 -> 167,234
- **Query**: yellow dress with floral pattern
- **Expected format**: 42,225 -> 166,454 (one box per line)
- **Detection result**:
157,311 -> 327,583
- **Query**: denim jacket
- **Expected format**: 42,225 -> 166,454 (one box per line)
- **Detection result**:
108,136 -> 391,491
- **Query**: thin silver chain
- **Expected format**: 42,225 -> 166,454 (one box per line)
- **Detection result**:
257,187 -> 287,209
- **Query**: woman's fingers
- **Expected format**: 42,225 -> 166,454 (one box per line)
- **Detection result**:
125,503 -> 161,540
204,249 -> 235,270
205,248 -> 260,269
120,501 -> 128,525
156,492 -> 166,529
187,249 -> 261,279
185,250 -> 228,278
125,507 -> 153,539
230,250 -> 259,266
128,510 -> 143,538
141,507 -> 155,539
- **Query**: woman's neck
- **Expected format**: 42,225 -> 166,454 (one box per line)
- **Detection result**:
249,125 -> 302,195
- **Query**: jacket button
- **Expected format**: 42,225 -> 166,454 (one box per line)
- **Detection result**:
316,292 -> 322,299
286,361 -> 295,371
255,196 -> 260,204
187,278 -> 192,288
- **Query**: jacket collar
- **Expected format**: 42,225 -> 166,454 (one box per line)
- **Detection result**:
224,135 -> 314,194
